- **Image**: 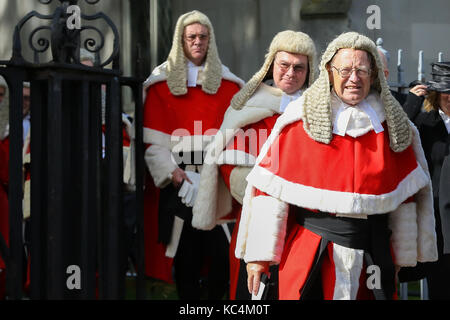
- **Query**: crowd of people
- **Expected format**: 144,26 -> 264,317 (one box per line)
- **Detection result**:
0,9 -> 449,300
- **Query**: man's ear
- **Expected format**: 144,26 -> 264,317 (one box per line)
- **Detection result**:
326,63 -> 334,86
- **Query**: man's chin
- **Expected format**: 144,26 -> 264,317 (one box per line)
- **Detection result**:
342,94 -> 365,106
280,84 -> 301,95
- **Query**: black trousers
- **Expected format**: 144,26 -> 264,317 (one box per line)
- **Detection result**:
426,254 -> 450,299
174,221 -> 230,300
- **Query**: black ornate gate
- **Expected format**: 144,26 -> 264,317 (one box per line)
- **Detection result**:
0,0 -> 145,300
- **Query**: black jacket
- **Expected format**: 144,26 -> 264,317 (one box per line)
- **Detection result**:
399,94 -> 450,282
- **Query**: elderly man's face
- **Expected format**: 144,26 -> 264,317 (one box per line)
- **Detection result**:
273,51 -> 309,95
183,23 -> 209,66
0,87 -> 5,104
328,48 -> 374,106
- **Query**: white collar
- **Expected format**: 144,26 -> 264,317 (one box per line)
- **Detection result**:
331,90 -> 386,138
187,60 -> 204,87
280,90 -> 302,113
438,109 -> 450,134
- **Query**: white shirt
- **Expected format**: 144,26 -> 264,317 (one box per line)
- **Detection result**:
438,109 -> 450,134
280,90 -> 302,113
331,91 -> 385,137
187,60 -> 204,87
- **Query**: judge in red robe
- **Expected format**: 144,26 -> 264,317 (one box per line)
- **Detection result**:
236,32 -> 438,300
192,30 -> 317,300
141,10 -> 243,299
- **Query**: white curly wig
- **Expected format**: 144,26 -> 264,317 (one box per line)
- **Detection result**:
166,10 -> 223,96
230,30 -> 317,110
301,32 -> 412,152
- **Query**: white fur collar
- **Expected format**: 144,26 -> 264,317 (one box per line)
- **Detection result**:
143,61 -> 245,96
244,83 -> 283,113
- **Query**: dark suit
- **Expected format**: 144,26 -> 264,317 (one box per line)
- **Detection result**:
401,97 -> 450,299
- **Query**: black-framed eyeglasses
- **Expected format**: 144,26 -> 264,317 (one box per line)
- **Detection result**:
331,65 -> 371,78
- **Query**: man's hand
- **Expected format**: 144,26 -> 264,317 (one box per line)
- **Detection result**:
246,261 -> 270,296
171,168 -> 192,188
409,84 -> 428,97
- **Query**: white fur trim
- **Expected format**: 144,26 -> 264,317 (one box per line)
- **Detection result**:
143,62 -> 244,101
235,184 -> 256,259
242,195 -> 289,264
143,128 -> 171,149
247,164 -> 429,216
245,84 -> 283,113
144,145 -> 178,188
388,202 -> 418,266
191,161 -> 233,230
332,243 -> 364,300
192,163 -> 219,230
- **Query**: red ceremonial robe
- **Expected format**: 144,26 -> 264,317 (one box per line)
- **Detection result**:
236,95 -> 437,300
143,79 -> 241,283
220,114 -> 279,299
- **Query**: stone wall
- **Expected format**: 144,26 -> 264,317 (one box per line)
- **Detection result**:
168,0 -> 450,85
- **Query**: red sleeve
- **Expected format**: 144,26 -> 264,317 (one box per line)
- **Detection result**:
403,195 -> 415,204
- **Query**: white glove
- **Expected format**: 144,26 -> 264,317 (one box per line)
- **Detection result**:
177,171 -> 201,207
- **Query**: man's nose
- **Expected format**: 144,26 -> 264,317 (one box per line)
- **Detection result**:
285,65 -> 295,77
348,70 -> 359,81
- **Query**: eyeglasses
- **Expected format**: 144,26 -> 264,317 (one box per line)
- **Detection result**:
331,65 -> 371,78
184,33 -> 209,43
275,60 -> 307,73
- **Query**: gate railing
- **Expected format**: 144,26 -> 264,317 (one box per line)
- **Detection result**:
0,0 -> 145,300
376,37 -> 445,93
